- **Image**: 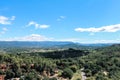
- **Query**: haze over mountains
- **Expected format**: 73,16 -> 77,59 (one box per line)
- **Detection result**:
0,41 -> 113,48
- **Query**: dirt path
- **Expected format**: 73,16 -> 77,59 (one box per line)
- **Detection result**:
81,68 -> 86,80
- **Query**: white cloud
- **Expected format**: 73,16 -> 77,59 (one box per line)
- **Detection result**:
38,24 -> 50,29
75,24 -> 120,32
0,16 -> 15,25
54,38 -> 82,43
2,34 -> 52,41
27,21 -> 50,29
0,16 -> 10,24
19,34 -> 49,41
27,21 -> 36,26
57,16 -> 66,21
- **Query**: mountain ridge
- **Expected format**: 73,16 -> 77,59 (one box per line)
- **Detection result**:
0,41 -> 113,48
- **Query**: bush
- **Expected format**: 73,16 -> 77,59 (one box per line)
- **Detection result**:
70,65 -> 77,73
76,78 -> 81,80
96,73 -> 109,80
96,76 -> 108,80
15,70 -> 22,77
24,71 -> 40,80
62,68 -> 74,79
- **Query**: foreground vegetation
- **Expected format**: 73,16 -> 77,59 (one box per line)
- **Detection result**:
0,44 -> 120,80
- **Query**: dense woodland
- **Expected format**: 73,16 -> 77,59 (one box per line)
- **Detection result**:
0,44 -> 120,80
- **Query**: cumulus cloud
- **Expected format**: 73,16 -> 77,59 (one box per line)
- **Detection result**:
18,34 -> 49,41
75,24 -> 120,32
38,24 -> 50,29
2,34 -> 52,41
57,16 -> 66,21
27,21 -> 50,29
0,16 -> 15,25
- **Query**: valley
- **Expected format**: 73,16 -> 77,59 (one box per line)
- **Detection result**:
0,41 -> 119,80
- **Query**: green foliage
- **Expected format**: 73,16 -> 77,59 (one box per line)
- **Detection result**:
24,71 -> 40,80
83,44 -> 120,79
0,44 -> 120,79
70,65 -> 78,73
37,49 -> 89,59
76,78 -> 81,80
96,75 -> 108,80
43,77 -> 49,80
0,70 -> 5,75
5,70 -> 15,79
62,68 -> 74,79
14,70 -> 22,77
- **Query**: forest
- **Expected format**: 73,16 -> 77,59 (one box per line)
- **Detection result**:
0,43 -> 119,80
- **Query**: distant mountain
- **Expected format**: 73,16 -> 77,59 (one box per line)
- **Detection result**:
0,41 -> 113,49
0,41 -> 74,48
80,43 -> 113,47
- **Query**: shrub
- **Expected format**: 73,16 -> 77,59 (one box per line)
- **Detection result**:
62,68 -> 74,79
70,65 -> 77,73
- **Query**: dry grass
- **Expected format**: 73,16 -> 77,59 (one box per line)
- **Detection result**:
71,70 -> 81,80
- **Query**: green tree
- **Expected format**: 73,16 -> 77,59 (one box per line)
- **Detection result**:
62,68 -> 74,79
70,65 -> 77,73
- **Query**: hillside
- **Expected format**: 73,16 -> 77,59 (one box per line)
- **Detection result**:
0,42 -> 119,80
82,44 -> 120,80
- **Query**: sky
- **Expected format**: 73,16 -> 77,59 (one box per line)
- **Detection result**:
0,0 -> 120,43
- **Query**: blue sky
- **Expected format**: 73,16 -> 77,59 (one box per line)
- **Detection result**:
0,0 -> 120,43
